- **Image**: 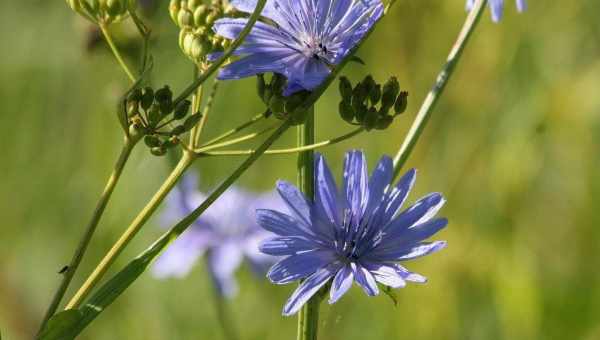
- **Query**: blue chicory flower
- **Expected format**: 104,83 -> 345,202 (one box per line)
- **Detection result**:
212,0 -> 384,95
467,0 -> 526,22
257,151 -> 448,315
152,174 -> 284,298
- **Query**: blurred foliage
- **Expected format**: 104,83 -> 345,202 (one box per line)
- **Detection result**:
2,1 -> 600,339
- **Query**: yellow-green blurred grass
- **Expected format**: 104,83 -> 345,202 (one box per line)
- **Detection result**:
1,1 -> 600,339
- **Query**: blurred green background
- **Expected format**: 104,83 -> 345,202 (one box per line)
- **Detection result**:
2,1 -> 600,339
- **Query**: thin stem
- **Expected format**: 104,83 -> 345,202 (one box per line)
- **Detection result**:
297,107 -> 319,340
200,113 -> 268,147
172,0 -> 267,107
195,125 -> 278,153
195,128 -> 364,157
192,79 -> 220,147
37,137 -> 138,333
190,65 -> 205,149
65,152 -> 195,309
210,279 -> 239,340
392,0 -> 487,179
99,24 -> 136,83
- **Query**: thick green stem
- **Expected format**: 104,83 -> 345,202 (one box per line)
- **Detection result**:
392,0 -> 487,179
37,137 -> 138,333
99,24 -> 136,83
296,107 -> 320,340
65,152 -> 195,309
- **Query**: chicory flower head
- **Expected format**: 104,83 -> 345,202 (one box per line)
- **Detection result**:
257,151 -> 448,315
212,0 -> 384,95
152,174 -> 284,298
467,0 -> 526,22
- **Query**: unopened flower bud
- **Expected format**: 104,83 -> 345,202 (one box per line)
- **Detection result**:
339,100 -> 355,123
148,104 -> 162,125
339,76 -> 353,101
381,77 -> 400,111
144,135 -> 161,148
193,5 -> 209,26
184,113 -> 203,131
364,107 -> 379,131
173,100 -> 191,120
271,74 -> 287,94
269,95 -> 285,114
369,84 -> 381,105
257,74 -> 266,101
362,75 -> 376,97
141,87 -> 154,110
394,91 -> 408,115
169,0 -> 180,23
150,146 -> 167,156
177,8 -> 194,27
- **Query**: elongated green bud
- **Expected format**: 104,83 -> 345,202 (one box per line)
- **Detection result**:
394,91 -> 409,115
141,87 -> 154,110
381,77 -> 400,111
339,100 -> 355,123
177,8 -> 194,27
169,0 -> 180,23
269,95 -> 285,114
271,74 -> 287,94
173,100 -> 191,120
257,74 -> 267,102
339,76 -> 353,101
370,84 -> 382,105
150,146 -> 167,156
364,107 -> 379,131
144,135 -> 161,148
193,5 -> 209,26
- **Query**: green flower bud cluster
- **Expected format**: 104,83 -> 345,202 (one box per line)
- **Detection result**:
256,74 -> 311,124
125,86 -> 202,156
338,75 -> 408,131
66,0 -> 137,25
169,0 -> 233,64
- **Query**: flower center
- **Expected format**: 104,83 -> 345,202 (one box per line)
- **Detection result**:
300,34 -> 332,62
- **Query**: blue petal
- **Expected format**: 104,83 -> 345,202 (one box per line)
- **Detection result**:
382,218 -> 448,249
260,236 -> 320,256
489,0 -> 504,22
218,52 -> 291,80
314,153 -> 342,227
255,209 -> 314,238
352,263 -> 379,296
384,193 -> 446,233
328,264 -> 354,304
283,264 -> 338,316
267,250 -> 337,284
516,0 -> 527,12
343,150 -> 369,222
369,241 -> 447,262
363,262 -> 406,288
380,168 -> 416,225
151,229 -> 208,279
364,155 -> 393,218
276,180 -> 312,227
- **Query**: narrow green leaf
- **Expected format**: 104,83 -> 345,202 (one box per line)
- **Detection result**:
38,309 -> 83,340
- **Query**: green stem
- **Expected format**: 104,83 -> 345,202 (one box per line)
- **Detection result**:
297,107 -> 320,340
64,152 -> 195,309
200,113 -> 268,147
99,24 -> 136,83
37,137 -> 138,333
172,0 -> 267,107
195,124 -> 278,153
210,280 -> 239,340
392,0 -> 487,179
192,80 -> 220,147
196,127 -> 364,157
